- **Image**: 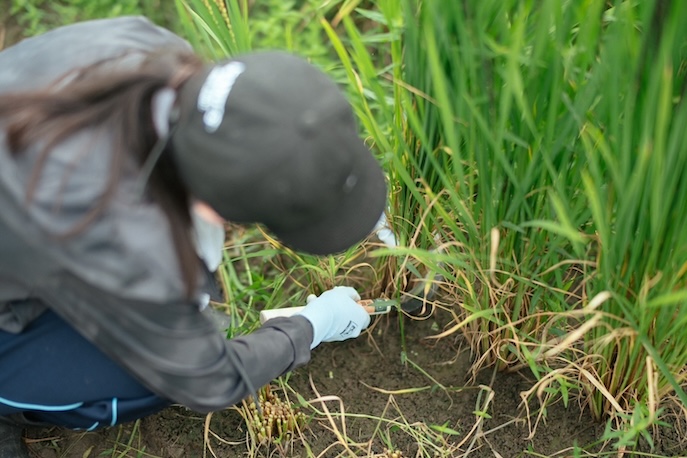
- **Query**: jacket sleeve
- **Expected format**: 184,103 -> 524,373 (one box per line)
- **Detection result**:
0,165 -> 314,413
36,271 -> 313,413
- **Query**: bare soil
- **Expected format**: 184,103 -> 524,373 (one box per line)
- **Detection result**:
22,307 -> 687,457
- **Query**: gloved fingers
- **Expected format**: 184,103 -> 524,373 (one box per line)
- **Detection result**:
324,286 -> 361,302
324,307 -> 370,342
306,294 -> 318,304
322,304 -> 370,342
297,285 -> 368,349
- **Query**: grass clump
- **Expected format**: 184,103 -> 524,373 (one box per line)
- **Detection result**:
240,384 -> 308,445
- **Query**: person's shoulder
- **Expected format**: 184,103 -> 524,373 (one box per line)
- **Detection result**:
100,16 -> 193,52
0,16 -> 191,92
49,16 -> 165,34
64,16 -> 184,44
89,16 -> 176,37
23,16 -> 187,52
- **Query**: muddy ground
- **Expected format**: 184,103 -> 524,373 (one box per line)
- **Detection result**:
22,306 -> 687,457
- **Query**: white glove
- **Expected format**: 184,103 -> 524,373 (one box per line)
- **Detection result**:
296,286 -> 371,349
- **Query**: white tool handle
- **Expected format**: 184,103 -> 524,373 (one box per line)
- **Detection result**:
259,299 -> 392,324
259,306 -> 306,323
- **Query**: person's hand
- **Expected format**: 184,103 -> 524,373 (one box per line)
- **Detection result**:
295,286 -> 371,349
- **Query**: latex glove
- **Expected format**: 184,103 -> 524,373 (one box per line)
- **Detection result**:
296,286 -> 371,349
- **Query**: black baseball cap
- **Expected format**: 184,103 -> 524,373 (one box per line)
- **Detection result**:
170,51 -> 387,255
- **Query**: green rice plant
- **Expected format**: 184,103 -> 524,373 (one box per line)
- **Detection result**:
543,0 -> 687,426
492,0 -> 687,440
326,0 -> 687,444
323,0 -> 591,373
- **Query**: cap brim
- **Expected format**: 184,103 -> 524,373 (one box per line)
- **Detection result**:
268,143 -> 387,255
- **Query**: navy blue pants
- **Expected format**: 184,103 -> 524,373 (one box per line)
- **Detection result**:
0,309 -> 170,430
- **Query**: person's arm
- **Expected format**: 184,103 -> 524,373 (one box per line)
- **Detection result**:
36,270 -> 313,413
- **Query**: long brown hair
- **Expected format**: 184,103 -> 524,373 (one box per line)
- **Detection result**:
0,50 -> 205,297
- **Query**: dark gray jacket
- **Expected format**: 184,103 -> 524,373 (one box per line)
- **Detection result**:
0,16 -> 312,412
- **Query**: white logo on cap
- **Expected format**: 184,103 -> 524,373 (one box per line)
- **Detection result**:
197,61 -> 246,133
